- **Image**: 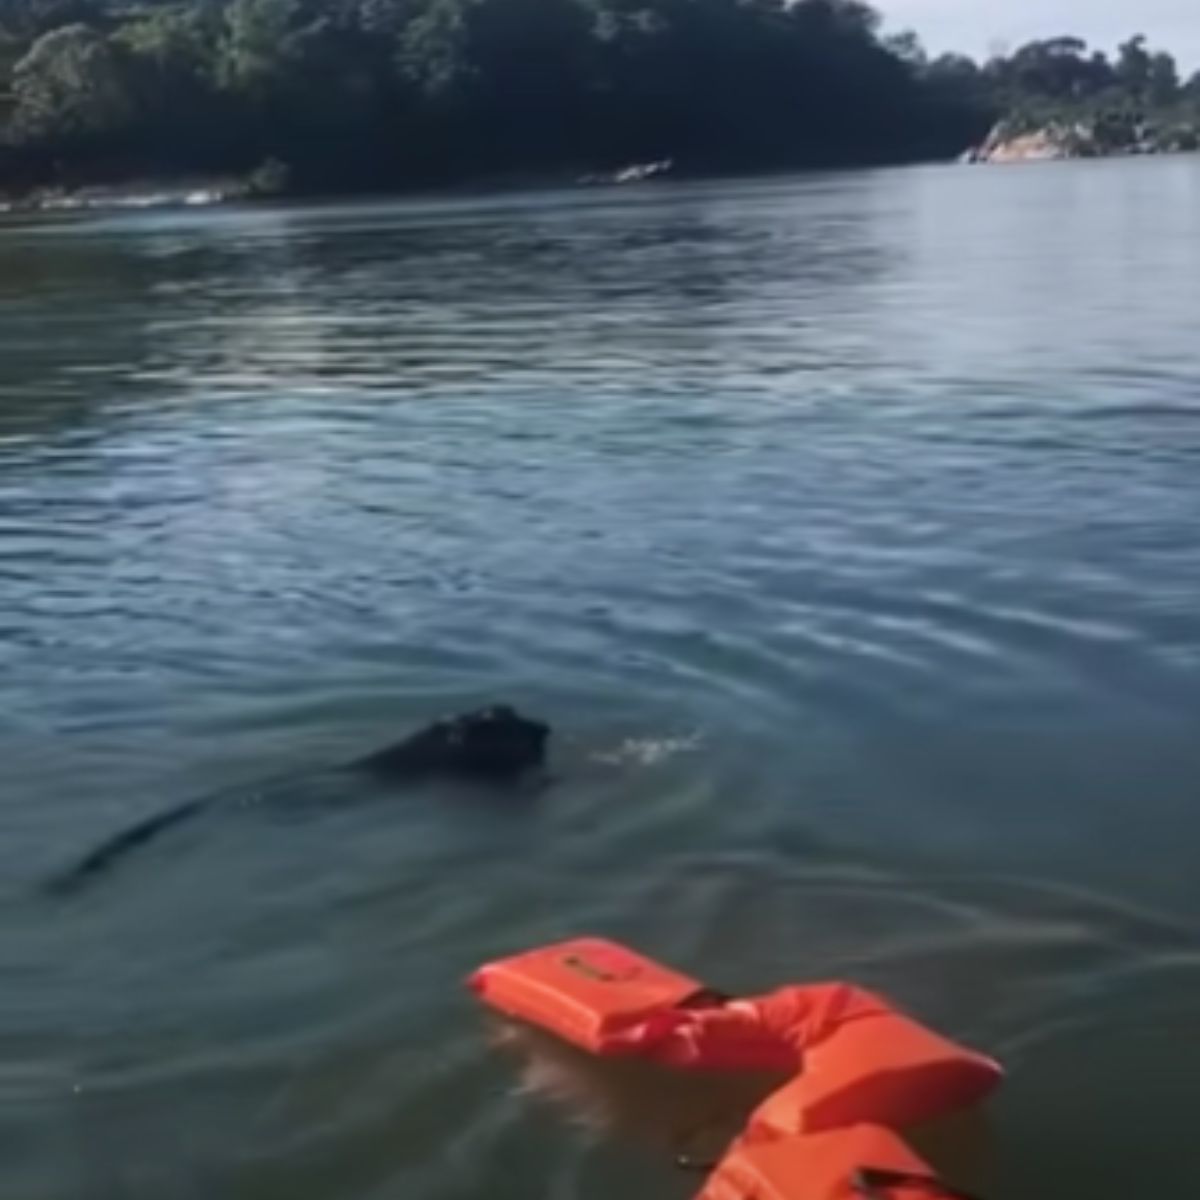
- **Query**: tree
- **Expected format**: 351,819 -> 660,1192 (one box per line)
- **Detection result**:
795,0 -> 881,38
118,6 -> 217,84
114,6 -> 230,166
885,30 -> 926,69
458,0 -> 598,163
1147,51 -> 1179,107
0,0 -> 102,41
1002,37 -> 1095,100
9,23 -> 134,146
925,52 -> 984,93
1083,50 -> 1116,96
217,0 -> 305,97
395,0 -> 480,102
0,0 -> 1191,196
981,33 -> 1194,118
1115,34 -> 1152,99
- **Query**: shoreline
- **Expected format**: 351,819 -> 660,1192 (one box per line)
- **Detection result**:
0,177 -> 248,216
964,114 -> 1200,164
0,149 -> 965,217
4,144 -> 1198,219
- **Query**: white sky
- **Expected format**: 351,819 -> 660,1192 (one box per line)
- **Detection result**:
877,1 -> 1200,72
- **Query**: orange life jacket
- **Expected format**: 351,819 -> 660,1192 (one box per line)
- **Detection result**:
732,985 -> 1002,1136
468,937 -> 711,1056
469,939 -> 1001,1133
695,1124 -> 980,1200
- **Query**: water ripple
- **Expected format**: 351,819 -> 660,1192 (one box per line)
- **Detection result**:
3,164 -> 1200,1199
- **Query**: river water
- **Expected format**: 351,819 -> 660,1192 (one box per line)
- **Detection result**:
2,159 -> 1198,1199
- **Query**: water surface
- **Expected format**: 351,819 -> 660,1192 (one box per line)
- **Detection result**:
2,159 -> 1199,1199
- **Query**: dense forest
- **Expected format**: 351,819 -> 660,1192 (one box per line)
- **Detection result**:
1,0 -> 1198,194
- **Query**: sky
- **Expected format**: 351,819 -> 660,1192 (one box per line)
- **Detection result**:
877,1 -> 1200,72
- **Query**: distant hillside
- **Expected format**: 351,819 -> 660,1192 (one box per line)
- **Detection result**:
1,2 -> 1196,197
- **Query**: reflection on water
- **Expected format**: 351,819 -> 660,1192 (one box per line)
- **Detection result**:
2,160 -> 1199,1199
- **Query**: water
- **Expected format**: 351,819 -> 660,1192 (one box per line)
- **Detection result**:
2,159 -> 1198,1199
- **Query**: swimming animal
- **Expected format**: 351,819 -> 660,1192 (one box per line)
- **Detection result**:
356,705 -> 549,782
46,705 -> 550,894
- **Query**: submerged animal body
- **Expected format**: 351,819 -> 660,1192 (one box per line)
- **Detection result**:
356,706 -> 549,782
47,706 -> 550,894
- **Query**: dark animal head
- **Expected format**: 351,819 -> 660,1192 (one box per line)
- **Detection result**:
409,706 -> 550,781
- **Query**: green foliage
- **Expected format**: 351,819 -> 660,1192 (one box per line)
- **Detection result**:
9,23 -> 135,145
116,6 -> 217,82
1,0 -> 104,41
0,1 -> 1195,193
218,0 -> 305,96
1115,35 -> 1152,99
1147,51 -> 1180,107
979,32 -> 1200,160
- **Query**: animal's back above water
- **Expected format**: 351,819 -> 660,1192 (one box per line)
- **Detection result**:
46,707 -> 550,895
355,707 -> 549,782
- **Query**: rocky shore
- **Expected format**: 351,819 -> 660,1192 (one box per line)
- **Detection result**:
0,182 -> 233,215
965,115 -> 1200,163
0,160 -> 292,216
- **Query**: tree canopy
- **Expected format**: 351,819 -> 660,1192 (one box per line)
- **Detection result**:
0,0 -> 1196,193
